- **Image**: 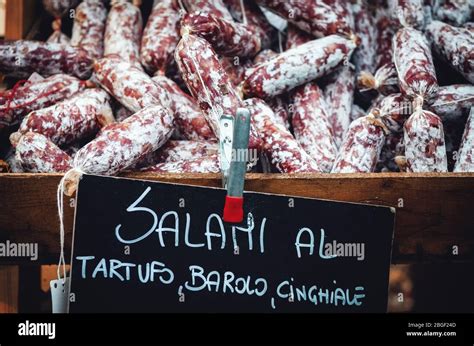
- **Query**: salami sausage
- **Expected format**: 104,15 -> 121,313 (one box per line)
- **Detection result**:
136,140 -> 218,169
220,56 -> 254,88
11,89 -> 114,147
0,40 -> 93,79
42,0 -> 80,18
291,83 -> 337,173
74,105 -> 174,175
434,0 -> 473,27
429,84 -> 474,120
104,1 -> 143,67
152,75 -> 216,141
181,12 -> 261,58
358,9 -> 399,95
141,154 -> 220,173
0,74 -> 86,129
140,0 -> 180,75
251,49 -> 290,129
393,27 -> 439,104
325,64 -> 356,148
389,0 -> 425,29
403,109 -> 448,172
225,0 -> 275,50
454,107 -> 474,172
14,132 -> 73,173
331,115 -> 386,173
256,0 -> 355,39
93,57 -> 172,113
243,35 -> 357,99
174,34 -> 260,149
182,0 -> 234,21
71,0 -> 107,60
351,0 -> 377,74
426,21 -> 474,84
245,98 -> 320,173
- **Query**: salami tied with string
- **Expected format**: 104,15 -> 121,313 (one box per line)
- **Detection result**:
352,0 -> 377,74
404,109 -> 448,172
332,115 -> 386,173
393,27 -> 439,103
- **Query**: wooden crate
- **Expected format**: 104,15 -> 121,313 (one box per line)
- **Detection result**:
1,172 -> 473,265
4,0 -> 40,40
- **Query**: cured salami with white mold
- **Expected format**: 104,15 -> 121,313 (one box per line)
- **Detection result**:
325,64 -> 356,148
140,0 -> 180,75
73,105 -> 174,176
454,107 -> 474,172
141,154 -> 220,173
351,0 -> 377,74
104,1 -> 143,67
14,132 -> 73,173
434,0 -> 474,27
93,57 -> 172,113
331,115 -> 386,173
255,0 -> 355,39
0,74 -> 87,129
181,12 -> 261,58
426,21 -> 474,84
0,41 -> 93,79
429,84 -> 474,120
393,27 -> 439,104
11,89 -> 114,147
403,109 -> 448,172
389,0 -> 425,29
245,98 -> 320,173
175,34 -> 260,149
243,35 -> 357,99
152,75 -> 216,141
71,0 -> 107,60
182,0 -> 234,21
291,83 -> 337,173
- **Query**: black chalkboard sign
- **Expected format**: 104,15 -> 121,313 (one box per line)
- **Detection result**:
69,174 -> 395,313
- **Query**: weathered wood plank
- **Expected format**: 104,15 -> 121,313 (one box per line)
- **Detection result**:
5,0 -> 38,40
0,173 -> 473,264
